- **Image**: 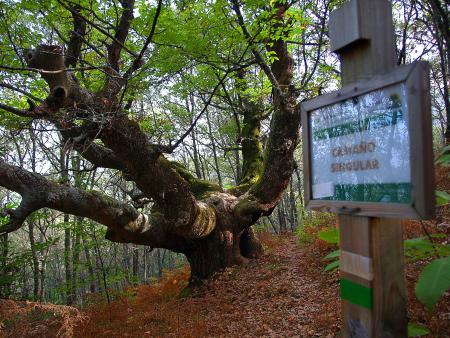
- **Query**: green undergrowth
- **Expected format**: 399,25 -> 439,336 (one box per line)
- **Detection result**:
294,212 -> 336,246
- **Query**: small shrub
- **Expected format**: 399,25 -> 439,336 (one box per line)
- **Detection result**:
295,212 -> 336,246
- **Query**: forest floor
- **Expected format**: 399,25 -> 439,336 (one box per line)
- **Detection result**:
1,226 -> 449,338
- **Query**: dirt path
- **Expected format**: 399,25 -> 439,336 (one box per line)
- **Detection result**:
2,232 -> 448,337
188,234 -> 340,337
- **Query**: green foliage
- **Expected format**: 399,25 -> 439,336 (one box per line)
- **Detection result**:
435,145 -> 450,166
436,153 -> 450,167
404,235 -> 450,261
407,323 -> 430,337
435,190 -> 450,206
318,227 -> 339,244
0,202 -> 17,226
294,225 -> 315,246
435,147 -> 450,205
322,249 -> 340,272
324,259 -> 339,272
253,221 -> 271,232
323,249 -> 340,260
0,237 -> 56,297
295,213 -> 340,272
415,256 -> 450,310
295,212 -> 336,246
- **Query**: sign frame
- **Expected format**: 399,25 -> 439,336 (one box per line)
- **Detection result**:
301,61 -> 435,219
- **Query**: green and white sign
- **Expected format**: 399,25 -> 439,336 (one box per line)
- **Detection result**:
310,83 -> 411,203
301,62 -> 435,219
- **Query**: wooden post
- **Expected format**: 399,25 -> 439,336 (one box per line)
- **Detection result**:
329,1 -> 407,337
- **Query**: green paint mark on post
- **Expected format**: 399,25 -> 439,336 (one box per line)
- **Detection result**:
340,278 -> 373,309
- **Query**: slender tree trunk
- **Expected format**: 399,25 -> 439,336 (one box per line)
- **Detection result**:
64,215 -> 73,304
38,238 -> 48,303
132,246 -> 139,284
122,243 -> 130,285
28,223 -> 39,300
294,165 -> 304,227
71,156 -> 83,304
206,110 -> 223,186
267,216 -> 279,234
143,247 -> 148,282
156,249 -> 164,278
289,179 -> 298,230
20,265 -> 29,300
277,199 -> 287,232
234,149 -> 242,183
0,234 -> 9,297
72,217 -> 82,304
187,94 -> 203,179
425,0 -> 450,143
82,234 -> 96,294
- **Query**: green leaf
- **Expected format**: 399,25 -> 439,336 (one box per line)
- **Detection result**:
415,256 -> 450,310
404,235 -> 450,261
318,228 -> 340,244
324,260 -> 339,272
323,249 -> 340,260
436,191 -> 450,206
435,153 -> 450,166
407,323 -> 430,337
404,236 -> 434,259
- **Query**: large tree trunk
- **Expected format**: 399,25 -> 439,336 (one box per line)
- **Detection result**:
186,226 -> 262,283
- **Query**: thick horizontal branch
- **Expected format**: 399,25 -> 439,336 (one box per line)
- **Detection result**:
0,157 -> 218,244
0,157 -> 168,246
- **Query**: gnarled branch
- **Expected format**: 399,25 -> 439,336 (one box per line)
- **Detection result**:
0,157 -> 165,246
0,157 -> 217,243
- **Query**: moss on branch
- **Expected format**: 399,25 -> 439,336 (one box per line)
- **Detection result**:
169,161 -> 222,199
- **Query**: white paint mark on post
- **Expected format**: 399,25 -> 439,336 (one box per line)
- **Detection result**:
341,250 -> 373,280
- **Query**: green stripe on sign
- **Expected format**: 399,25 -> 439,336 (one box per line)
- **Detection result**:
340,278 -> 373,309
317,182 -> 411,203
313,108 -> 403,141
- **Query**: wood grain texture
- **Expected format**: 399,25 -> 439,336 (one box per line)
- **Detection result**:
339,0 -> 396,84
332,1 -> 407,337
407,62 -> 436,219
341,250 -> 373,281
371,218 -> 407,337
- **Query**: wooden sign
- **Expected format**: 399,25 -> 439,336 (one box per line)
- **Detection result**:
301,61 -> 435,219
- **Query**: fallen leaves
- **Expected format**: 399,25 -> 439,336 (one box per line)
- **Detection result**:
1,229 -> 448,337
